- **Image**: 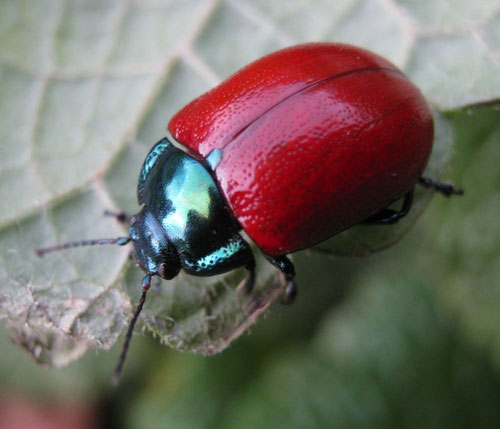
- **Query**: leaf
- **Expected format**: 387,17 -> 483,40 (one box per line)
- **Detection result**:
0,190 -> 132,366
121,248 -> 282,354
0,0 -> 499,367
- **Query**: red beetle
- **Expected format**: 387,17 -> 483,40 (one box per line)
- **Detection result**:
37,43 -> 462,380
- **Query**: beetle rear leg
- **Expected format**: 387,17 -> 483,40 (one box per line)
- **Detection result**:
265,255 -> 297,304
364,189 -> 414,225
104,210 -> 132,224
418,176 -> 464,196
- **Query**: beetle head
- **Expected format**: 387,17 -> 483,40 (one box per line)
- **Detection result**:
129,207 -> 181,279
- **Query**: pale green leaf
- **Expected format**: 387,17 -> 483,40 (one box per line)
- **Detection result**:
0,0 -> 498,367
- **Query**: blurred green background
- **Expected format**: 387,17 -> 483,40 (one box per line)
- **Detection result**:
1,0 -> 499,428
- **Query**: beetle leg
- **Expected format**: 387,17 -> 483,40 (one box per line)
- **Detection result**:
104,210 -> 133,224
242,257 -> 256,294
265,255 -> 297,304
364,189 -> 414,225
418,177 -> 464,196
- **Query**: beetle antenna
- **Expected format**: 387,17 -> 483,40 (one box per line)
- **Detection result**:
35,237 -> 131,257
112,273 -> 152,384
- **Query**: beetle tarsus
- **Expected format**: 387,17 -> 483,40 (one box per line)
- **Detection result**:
418,177 -> 464,196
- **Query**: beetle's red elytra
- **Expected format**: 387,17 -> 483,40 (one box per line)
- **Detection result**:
169,42 -> 434,255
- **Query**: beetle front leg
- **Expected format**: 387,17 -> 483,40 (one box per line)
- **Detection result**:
265,255 -> 297,304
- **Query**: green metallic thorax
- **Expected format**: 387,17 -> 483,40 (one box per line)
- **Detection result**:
131,138 -> 251,277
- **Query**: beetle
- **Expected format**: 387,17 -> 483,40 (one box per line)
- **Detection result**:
36,42 -> 462,381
